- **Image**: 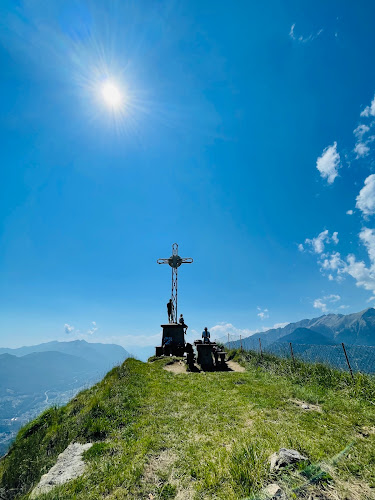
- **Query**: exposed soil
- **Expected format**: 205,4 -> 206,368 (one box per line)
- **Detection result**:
289,399 -> 322,412
226,360 -> 246,372
163,361 -> 187,374
163,359 -> 246,374
143,449 -> 177,484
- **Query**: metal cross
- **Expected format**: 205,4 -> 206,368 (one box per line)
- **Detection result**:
157,243 -> 193,323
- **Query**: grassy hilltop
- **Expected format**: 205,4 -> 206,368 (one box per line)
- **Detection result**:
1,352 -> 375,499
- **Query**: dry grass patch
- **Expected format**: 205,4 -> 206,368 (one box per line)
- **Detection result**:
163,362 -> 187,375
289,398 -> 322,412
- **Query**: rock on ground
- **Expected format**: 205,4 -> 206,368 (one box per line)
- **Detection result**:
289,399 -> 322,412
262,483 -> 287,499
30,442 -> 92,498
269,448 -> 308,471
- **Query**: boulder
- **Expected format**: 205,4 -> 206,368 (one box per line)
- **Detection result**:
269,448 -> 308,471
262,483 -> 287,499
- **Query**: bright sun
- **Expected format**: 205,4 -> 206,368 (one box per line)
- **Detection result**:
100,81 -> 123,109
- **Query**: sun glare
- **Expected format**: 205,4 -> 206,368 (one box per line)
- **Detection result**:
100,80 -> 123,109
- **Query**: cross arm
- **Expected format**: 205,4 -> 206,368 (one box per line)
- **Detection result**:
157,258 -> 170,264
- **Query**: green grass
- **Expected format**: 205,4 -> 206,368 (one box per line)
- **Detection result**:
1,351 -> 375,499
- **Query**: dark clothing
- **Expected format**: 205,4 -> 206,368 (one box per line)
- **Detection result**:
179,316 -> 188,332
179,316 -> 185,326
202,329 -> 210,344
167,300 -> 174,322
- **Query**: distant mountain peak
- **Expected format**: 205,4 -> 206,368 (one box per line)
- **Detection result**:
241,307 -> 375,347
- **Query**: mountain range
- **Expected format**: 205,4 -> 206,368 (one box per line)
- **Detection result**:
0,340 -> 130,456
241,308 -> 375,349
0,340 -> 128,367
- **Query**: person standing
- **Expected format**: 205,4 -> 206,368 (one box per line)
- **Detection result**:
167,299 -> 174,323
202,327 -> 210,344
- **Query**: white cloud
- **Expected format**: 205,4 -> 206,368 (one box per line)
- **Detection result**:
305,230 -> 328,254
326,294 -> 341,302
346,210 -> 354,215
289,23 -> 323,43
320,251 -> 344,272
353,124 -> 370,139
210,320 -> 290,342
64,323 -> 74,334
345,253 -> 375,293
354,142 -> 370,158
270,322 -> 289,329
353,125 -> 374,159
360,227 -> 375,263
257,307 -> 269,320
316,142 -> 341,184
313,299 -> 327,312
210,323 -> 256,341
87,321 -> 98,335
356,174 -> 375,216
298,243 -> 304,252
303,230 -> 339,254
310,227 -> 375,297
360,95 -> 375,117
331,232 -> 339,244
313,294 -> 341,313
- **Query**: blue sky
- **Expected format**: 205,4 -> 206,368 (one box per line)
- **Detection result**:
1,0 -> 375,353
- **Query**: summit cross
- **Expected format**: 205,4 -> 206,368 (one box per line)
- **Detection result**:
157,243 -> 193,323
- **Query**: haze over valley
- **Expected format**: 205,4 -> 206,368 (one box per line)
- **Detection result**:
0,341 -> 128,455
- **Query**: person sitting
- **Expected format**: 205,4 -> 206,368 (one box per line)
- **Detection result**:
202,327 -> 210,344
179,314 -> 188,333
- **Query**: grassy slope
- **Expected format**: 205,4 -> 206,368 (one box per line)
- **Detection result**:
0,352 -> 375,499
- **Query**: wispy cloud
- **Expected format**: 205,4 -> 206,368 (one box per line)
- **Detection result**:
210,320 -> 290,341
257,307 -> 269,320
316,142 -> 341,184
313,294 -> 341,313
304,226 -> 375,299
354,142 -> 370,159
210,322 -> 256,340
87,321 -> 98,335
353,124 -> 370,140
351,95 -> 375,159
289,23 -> 323,43
360,95 -> 375,117
353,123 -> 374,159
299,229 -> 339,254
64,323 -> 74,334
301,92 -> 375,300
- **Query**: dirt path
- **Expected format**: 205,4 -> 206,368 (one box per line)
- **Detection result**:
163,361 -> 187,374
163,360 -> 246,374
226,360 -> 246,372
